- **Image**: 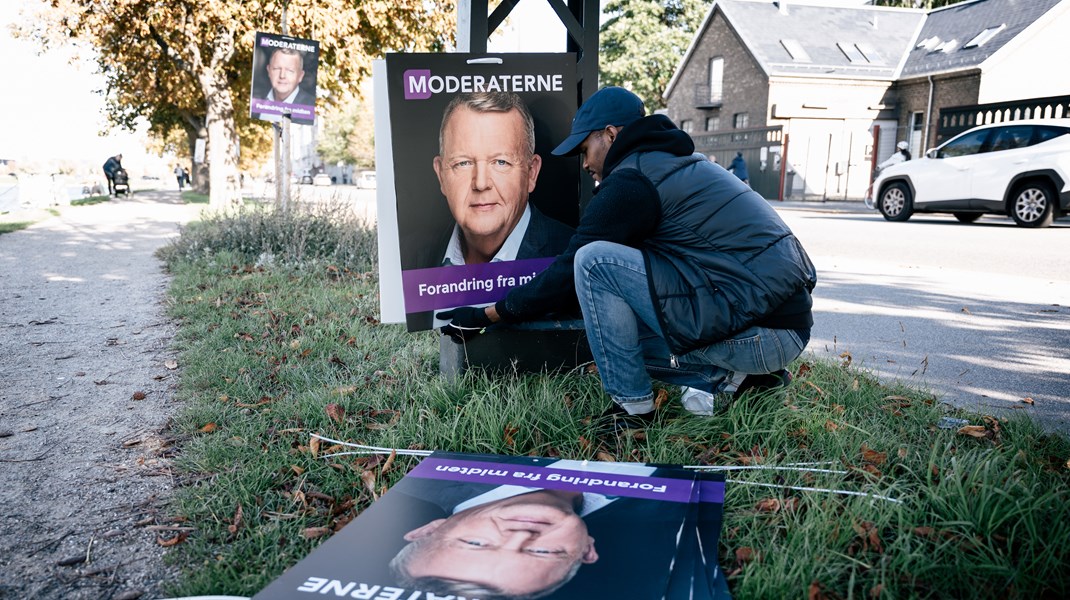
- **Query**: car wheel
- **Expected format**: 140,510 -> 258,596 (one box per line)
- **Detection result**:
1010,181 -> 1055,228
953,212 -> 982,224
878,182 -> 912,222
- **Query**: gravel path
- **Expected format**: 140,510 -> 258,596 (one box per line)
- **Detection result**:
0,192 -> 203,599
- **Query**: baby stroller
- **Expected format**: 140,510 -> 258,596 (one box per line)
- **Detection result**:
112,168 -> 131,196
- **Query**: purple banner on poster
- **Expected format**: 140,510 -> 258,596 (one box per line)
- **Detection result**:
250,98 -> 315,121
410,456 -> 695,503
401,257 -> 554,313
699,479 -> 725,504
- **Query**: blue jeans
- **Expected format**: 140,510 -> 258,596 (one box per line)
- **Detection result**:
574,241 -> 807,413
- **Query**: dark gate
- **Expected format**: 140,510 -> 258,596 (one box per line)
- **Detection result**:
937,94 -> 1070,145
692,126 -> 784,200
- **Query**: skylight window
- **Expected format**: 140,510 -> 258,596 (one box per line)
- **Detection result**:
837,42 -> 867,63
916,36 -> 940,51
855,43 -> 884,65
936,38 -> 959,53
964,24 -> 1006,48
780,39 -> 812,63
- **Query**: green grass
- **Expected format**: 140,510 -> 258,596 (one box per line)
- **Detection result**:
157,205 -> 1070,599
181,191 -> 210,204
71,194 -> 112,206
0,221 -> 33,235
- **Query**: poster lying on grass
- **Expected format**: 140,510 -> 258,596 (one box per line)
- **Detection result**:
252,452 -> 731,599
378,53 -> 580,331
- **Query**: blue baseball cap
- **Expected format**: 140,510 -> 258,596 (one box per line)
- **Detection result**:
552,87 -> 645,156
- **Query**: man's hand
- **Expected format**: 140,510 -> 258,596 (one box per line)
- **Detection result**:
436,306 -> 494,343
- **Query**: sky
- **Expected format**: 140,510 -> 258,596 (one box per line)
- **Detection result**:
0,0 -> 155,174
0,0 -> 874,174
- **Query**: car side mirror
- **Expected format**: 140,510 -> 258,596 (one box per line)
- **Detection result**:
926,148 -> 940,159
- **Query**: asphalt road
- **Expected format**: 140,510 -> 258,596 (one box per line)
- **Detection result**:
776,203 -> 1070,434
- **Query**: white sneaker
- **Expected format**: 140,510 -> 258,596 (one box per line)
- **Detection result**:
680,386 -> 718,416
680,372 -> 748,416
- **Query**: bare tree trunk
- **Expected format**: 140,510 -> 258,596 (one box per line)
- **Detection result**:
200,71 -> 241,209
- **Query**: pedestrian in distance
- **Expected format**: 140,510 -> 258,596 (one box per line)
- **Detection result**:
877,140 -> 911,172
437,86 -> 817,422
174,165 -> 185,190
102,154 -> 123,196
728,151 -> 749,186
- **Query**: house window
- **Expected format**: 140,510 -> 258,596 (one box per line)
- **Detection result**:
733,113 -> 749,129
708,57 -> 724,104
706,116 -> 720,131
680,119 -> 694,133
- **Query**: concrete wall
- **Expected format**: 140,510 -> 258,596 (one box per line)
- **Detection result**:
978,4 -> 1070,103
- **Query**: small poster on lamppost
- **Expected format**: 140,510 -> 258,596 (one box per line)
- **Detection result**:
250,32 -> 320,126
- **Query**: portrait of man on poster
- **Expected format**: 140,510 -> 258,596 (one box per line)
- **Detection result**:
405,91 -> 575,330
262,47 -> 315,106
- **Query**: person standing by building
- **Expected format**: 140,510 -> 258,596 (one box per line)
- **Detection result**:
728,151 -> 749,185
438,87 -> 816,420
102,154 -> 123,197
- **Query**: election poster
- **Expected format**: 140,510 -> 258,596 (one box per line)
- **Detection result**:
250,32 -> 320,126
377,53 -> 580,331
252,452 -> 731,600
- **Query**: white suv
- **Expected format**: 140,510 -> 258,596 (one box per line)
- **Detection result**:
871,119 -> 1070,228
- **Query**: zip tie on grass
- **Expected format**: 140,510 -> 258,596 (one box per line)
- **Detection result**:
725,478 -> 902,504
309,435 -> 891,501
686,465 -> 848,475
310,434 -> 432,457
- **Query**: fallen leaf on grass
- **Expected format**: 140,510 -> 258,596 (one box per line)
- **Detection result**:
157,532 -> 188,547
869,584 -> 885,598
912,526 -> 935,537
735,547 -> 756,564
755,498 -> 781,513
654,388 -> 670,409
381,450 -> 397,475
309,435 -> 321,457
360,470 -> 378,497
325,403 -> 346,423
503,424 -> 519,448
199,423 -> 217,434
803,380 -> 826,395
302,527 -> 331,540
957,425 -> 988,438
824,420 -> 841,432
364,409 -> 400,430
795,363 -> 812,378
596,451 -> 616,462
839,351 -> 852,368
860,444 -> 887,465
227,504 -> 243,535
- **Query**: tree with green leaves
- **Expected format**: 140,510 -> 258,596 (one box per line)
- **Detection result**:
600,0 -> 712,110
318,94 -> 375,171
21,0 -> 453,208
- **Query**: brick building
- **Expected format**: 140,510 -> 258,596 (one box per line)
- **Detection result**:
663,0 -> 1069,201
